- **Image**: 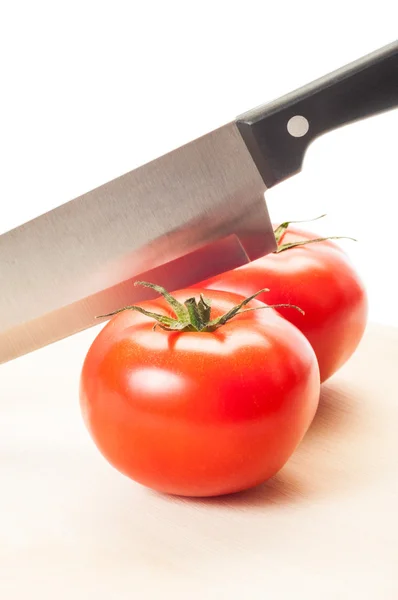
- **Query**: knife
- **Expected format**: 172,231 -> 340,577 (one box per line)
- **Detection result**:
1,41 -> 397,364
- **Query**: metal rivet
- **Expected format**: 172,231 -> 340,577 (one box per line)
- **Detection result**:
287,115 -> 309,137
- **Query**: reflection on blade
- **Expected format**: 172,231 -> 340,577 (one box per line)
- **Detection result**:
0,235 -> 249,364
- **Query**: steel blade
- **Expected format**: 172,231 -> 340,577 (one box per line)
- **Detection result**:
1,236 -> 252,364
0,122 -> 276,363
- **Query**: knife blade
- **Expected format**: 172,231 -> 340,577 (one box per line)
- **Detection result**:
1,40 -> 397,364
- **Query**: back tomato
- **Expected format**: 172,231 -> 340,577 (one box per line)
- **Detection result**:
80,288 -> 320,497
201,228 -> 368,382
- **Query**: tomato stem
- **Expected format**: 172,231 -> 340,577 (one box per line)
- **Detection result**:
273,214 -> 327,244
97,282 -> 304,331
273,215 -> 357,252
184,297 -> 205,330
277,235 -> 357,253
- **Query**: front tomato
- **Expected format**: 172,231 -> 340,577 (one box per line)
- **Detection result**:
80,287 -> 320,497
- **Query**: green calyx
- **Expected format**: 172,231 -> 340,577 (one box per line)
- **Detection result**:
273,214 -> 357,253
98,281 -> 304,332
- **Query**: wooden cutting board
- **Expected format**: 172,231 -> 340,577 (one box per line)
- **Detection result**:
1,323 -> 398,599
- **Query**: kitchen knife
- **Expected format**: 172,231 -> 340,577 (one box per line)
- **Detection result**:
0,41 -> 397,364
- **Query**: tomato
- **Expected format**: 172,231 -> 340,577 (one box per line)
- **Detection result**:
200,225 -> 368,382
80,286 -> 320,497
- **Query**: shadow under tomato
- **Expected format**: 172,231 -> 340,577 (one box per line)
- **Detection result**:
191,470 -> 310,509
171,379 -> 368,509
304,382 -> 360,442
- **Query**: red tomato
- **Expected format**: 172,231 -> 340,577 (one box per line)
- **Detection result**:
80,288 -> 320,497
201,227 -> 368,382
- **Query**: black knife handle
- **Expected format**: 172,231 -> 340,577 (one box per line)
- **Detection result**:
236,41 -> 398,188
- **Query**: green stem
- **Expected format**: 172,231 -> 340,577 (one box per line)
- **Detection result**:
135,280 -> 188,321
277,236 -> 357,253
97,282 -> 303,332
273,214 -> 326,244
184,297 -> 204,330
273,215 -> 357,252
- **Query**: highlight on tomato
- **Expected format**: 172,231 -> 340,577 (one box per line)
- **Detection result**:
80,282 -> 320,498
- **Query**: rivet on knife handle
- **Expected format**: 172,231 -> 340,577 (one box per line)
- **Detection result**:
236,40 -> 398,188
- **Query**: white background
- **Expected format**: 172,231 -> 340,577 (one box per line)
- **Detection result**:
1,3 -> 398,599
1,2 -> 397,327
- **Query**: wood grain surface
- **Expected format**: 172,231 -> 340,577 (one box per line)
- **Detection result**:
1,323 -> 398,599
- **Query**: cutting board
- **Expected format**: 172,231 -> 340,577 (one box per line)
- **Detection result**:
1,323 -> 398,599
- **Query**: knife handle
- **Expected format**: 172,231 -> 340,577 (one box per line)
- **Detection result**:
237,41 -> 398,188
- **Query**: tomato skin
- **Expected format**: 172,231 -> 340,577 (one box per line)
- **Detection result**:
80,289 -> 320,497
201,228 -> 368,383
